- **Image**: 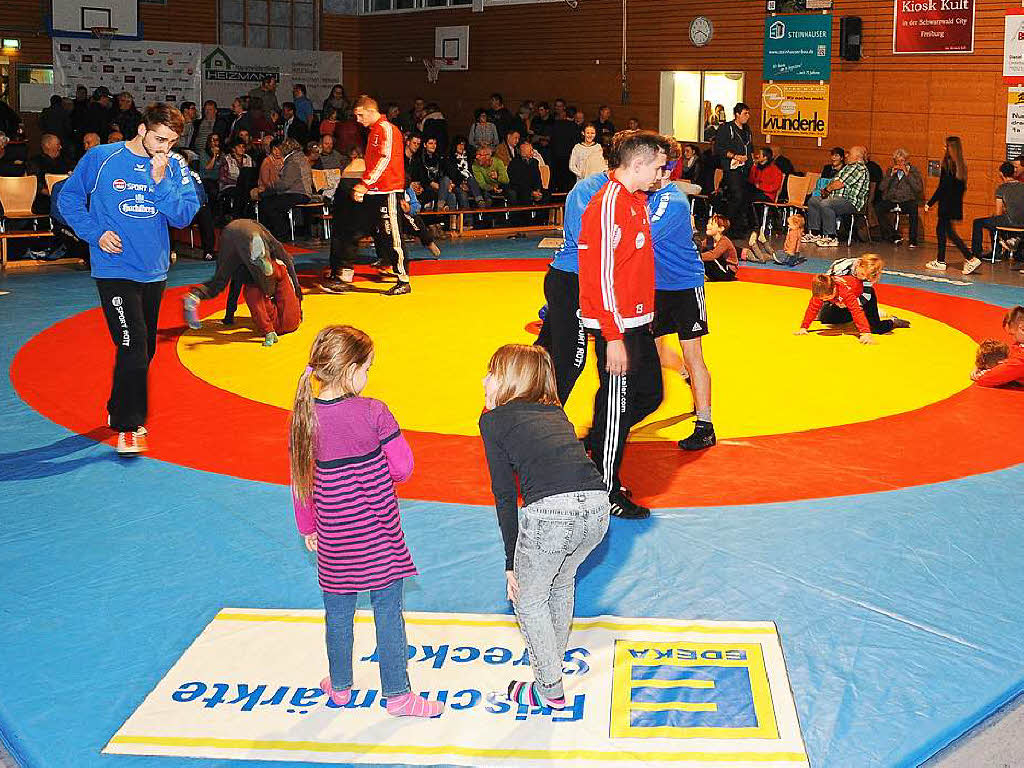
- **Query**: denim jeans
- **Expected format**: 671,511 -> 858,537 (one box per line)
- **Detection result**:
513,490 -> 610,698
806,196 -> 857,236
323,579 -> 411,698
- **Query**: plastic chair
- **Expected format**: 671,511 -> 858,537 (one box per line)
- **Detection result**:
993,225 -> 1024,264
0,176 -> 47,232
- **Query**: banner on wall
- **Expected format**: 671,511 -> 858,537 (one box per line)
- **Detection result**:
103,608 -> 809,767
201,45 -> 343,110
1006,89 -> 1024,160
893,0 -> 975,55
763,14 -> 832,81
766,0 -> 833,12
761,83 -> 830,139
1004,10 -> 1024,84
52,37 -> 202,105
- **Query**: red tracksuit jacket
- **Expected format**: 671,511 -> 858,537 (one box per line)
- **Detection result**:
362,116 -> 404,194
245,260 -> 302,335
975,343 -> 1024,387
801,274 -> 871,335
578,175 -> 655,342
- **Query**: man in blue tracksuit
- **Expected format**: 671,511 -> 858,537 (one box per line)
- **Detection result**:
59,102 -> 200,455
647,149 -> 717,451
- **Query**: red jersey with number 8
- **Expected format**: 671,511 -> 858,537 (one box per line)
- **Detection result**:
577,176 -> 656,342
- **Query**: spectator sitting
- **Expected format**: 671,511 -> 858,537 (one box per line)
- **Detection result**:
1013,155 -> 1024,182
626,117 -> 641,131
876,148 -> 924,247
220,138 -> 255,215
177,101 -> 198,158
227,97 -> 251,141
248,74 -> 280,116
320,107 -> 338,138
316,134 -> 344,170
304,140 -> 321,169
487,93 -> 513,139
468,109 -> 499,151
292,84 -> 314,127
413,136 -> 447,210
404,132 -> 423,188
821,146 -> 845,180
508,140 -> 546,205
112,91 -> 143,139
804,145 -> 870,248
672,143 -> 703,190
495,128 -> 521,167
255,137 -> 312,240
105,130 -> 124,144
81,132 -> 101,154
749,146 -> 784,204
444,136 -> 485,208
280,102 -> 308,144
511,102 -> 532,139
530,101 -> 553,156
421,103 -> 449,153
323,84 -> 348,120
402,97 -> 425,133
199,132 -> 223,200
700,214 -> 738,281
39,95 -> 73,157
968,161 -> 1024,265
472,145 -> 509,206
27,133 -> 72,214
572,124 -> 608,183
594,105 -> 615,140
0,132 -> 25,176
193,100 -> 227,154
864,150 -> 884,204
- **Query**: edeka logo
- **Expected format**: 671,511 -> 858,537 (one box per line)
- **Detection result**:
610,640 -> 778,739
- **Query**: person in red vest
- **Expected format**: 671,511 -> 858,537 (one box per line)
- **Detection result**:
352,94 -> 410,296
749,146 -> 784,204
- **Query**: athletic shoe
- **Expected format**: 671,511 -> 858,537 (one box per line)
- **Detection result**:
892,236 -> 903,246
678,420 -> 716,451
384,282 -> 412,296
182,293 -> 201,330
962,257 -> 983,275
609,489 -> 650,520
340,268 -> 355,283
115,429 -> 148,455
925,260 -> 947,271
263,331 -> 278,347
816,236 -> 839,247
428,242 -> 441,258
320,276 -> 349,294
890,317 -> 911,329
908,242 -> 918,249
748,232 -> 759,249
203,252 -> 216,261
801,233 -> 818,243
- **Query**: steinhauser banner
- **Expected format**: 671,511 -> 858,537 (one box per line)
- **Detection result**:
763,14 -> 832,82
893,0 -> 975,54
761,83 -> 830,139
104,608 -> 808,767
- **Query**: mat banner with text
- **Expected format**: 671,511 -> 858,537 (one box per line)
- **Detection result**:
105,609 -> 808,767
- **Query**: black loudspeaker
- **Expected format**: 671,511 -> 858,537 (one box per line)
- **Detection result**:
840,16 -> 862,61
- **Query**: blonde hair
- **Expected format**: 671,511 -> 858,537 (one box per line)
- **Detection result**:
787,213 -> 805,230
289,325 -> 374,499
1004,305 -> 1024,329
811,274 -> 836,299
487,344 -> 560,409
856,254 -> 885,282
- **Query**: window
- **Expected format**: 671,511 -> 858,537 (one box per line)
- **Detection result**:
360,0 -> 471,13
659,71 -> 745,143
220,0 -> 317,49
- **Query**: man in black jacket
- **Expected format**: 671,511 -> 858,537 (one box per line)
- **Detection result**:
280,102 -> 309,144
508,140 -> 548,225
714,102 -> 753,236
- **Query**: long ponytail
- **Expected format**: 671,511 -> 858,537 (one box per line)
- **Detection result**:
289,367 -> 318,499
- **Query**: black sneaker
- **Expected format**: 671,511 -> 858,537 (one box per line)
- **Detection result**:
678,420 -> 717,451
609,489 -> 650,520
321,277 -> 349,294
890,317 -> 911,329
384,282 -> 412,296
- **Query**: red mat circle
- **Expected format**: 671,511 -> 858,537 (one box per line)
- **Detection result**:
11,259 -> 1024,507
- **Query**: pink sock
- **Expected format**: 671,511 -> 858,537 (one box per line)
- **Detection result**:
386,691 -> 444,718
320,676 -> 352,706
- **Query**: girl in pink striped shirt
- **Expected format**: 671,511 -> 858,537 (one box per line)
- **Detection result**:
290,325 -> 443,719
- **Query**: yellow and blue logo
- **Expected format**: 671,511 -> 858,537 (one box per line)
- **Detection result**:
611,640 -> 779,739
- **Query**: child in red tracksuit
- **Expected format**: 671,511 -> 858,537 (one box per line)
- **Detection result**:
244,257 -> 303,346
794,273 -> 876,344
971,305 -> 1024,386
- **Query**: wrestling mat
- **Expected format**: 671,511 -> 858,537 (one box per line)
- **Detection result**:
2,238 -> 1024,768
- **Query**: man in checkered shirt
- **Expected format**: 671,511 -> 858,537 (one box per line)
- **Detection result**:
803,145 -> 870,247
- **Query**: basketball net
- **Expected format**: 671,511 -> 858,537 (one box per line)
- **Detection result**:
91,26 -> 118,50
423,57 -> 447,84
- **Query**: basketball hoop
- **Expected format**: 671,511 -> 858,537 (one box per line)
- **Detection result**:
563,0 -> 579,8
423,57 -> 445,84
90,26 -> 119,50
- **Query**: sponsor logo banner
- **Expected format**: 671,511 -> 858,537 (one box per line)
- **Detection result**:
761,83 -> 830,139
1004,11 -> 1024,83
201,45 -> 342,110
766,0 -> 833,12
893,0 -> 975,55
104,609 -> 807,767
763,14 -> 832,81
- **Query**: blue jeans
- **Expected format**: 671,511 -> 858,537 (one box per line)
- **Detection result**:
323,579 -> 411,697
806,195 -> 857,236
513,490 -> 610,698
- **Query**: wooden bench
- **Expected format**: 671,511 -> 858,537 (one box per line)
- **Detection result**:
419,202 -> 564,236
0,230 -> 57,271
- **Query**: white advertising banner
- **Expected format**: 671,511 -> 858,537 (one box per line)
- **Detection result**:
1005,11 -> 1024,82
104,608 -> 808,767
201,45 -> 343,110
52,37 -> 202,105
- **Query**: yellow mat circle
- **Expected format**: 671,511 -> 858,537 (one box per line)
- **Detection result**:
178,272 -> 976,441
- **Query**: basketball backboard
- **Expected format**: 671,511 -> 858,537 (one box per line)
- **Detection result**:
50,0 -> 141,39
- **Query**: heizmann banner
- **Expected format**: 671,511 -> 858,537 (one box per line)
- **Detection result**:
761,83 -> 831,139
763,14 -> 833,81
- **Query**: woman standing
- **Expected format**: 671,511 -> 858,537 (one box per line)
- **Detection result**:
569,124 -> 607,183
925,137 -> 974,272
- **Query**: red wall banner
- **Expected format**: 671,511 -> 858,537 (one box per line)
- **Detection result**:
893,0 -> 975,54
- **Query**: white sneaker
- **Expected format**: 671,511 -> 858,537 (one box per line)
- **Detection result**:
340,268 -> 355,283
115,428 -> 148,455
925,260 -> 947,271
816,236 -> 839,247
800,233 -> 818,243
962,257 -> 982,275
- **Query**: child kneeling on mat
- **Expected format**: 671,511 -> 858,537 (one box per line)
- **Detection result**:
479,344 -> 610,710
742,213 -> 806,266
290,326 -> 443,719
244,253 -> 303,346
795,265 -> 911,345
699,214 -> 738,281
